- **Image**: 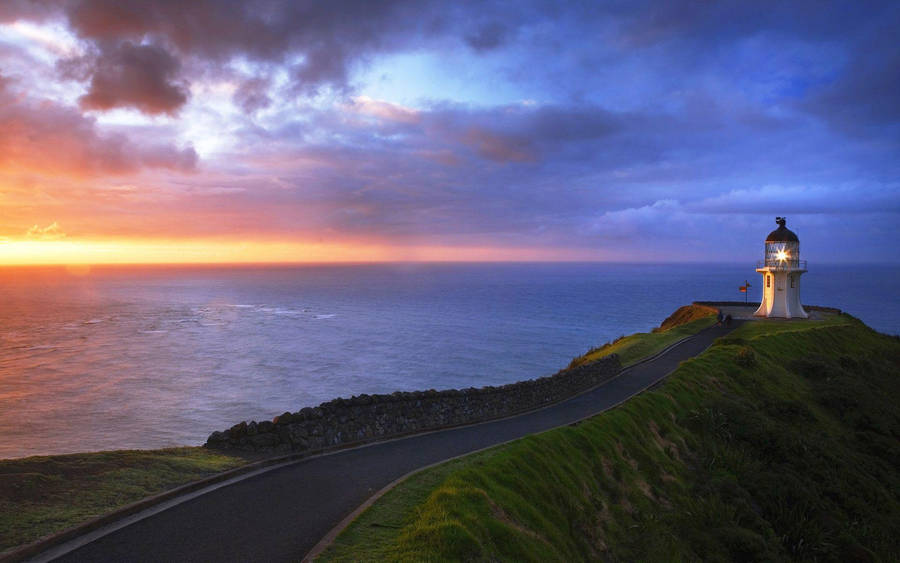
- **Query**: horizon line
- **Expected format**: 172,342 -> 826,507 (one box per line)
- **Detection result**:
2,259 -> 898,268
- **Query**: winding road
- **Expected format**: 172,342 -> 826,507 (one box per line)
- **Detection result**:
36,322 -> 737,562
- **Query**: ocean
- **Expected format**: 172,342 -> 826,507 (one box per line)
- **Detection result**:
1,262 -> 897,459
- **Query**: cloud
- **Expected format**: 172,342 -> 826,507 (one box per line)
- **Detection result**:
174,78 -> 897,256
616,0 -> 876,49
233,77 -> 272,113
18,0 -> 546,109
0,73 -> 197,176
0,1 -> 58,22
53,0 -> 445,97
689,185 -> 900,215
414,103 -> 619,164
62,41 -> 189,115
803,22 -> 900,130
350,96 -> 420,125
26,222 -> 66,240
465,21 -> 510,52
460,127 -> 536,162
590,200 -> 695,241
2,1 -> 899,262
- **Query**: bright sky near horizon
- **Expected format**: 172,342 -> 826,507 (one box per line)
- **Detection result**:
0,1 -> 898,264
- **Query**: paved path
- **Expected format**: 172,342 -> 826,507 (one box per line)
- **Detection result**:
47,322 -> 737,563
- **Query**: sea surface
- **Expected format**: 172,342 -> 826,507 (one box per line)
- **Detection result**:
1,262 -> 898,459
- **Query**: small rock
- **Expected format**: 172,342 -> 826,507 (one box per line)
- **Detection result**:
229,421 -> 247,439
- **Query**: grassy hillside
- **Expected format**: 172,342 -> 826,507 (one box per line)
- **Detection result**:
321,313 -> 900,562
570,304 -> 716,368
0,448 -> 251,552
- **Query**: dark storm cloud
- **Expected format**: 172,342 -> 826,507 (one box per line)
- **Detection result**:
16,0 -> 547,114
52,0 -> 448,112
61,41 -> 188,115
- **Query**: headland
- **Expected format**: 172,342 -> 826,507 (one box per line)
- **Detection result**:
4,304 -> 897,562
320,306 -> 900,562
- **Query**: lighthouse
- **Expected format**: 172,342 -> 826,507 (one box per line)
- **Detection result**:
754,217 -> 808,319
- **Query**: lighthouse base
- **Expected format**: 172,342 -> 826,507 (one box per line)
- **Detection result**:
754,268 -> 808,319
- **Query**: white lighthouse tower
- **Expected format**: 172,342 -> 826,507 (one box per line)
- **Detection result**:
754,217 -> 808,319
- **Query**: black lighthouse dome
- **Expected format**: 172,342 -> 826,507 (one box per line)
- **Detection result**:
766,217 -> 799,242
762,216 -> 802,269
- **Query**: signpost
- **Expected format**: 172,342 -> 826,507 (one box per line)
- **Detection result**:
739,280 -> 752,303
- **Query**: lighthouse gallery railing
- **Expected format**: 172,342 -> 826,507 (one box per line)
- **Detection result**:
756,259 -> 807,270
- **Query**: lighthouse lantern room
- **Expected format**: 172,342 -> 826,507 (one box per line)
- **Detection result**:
754,217 -> 808,319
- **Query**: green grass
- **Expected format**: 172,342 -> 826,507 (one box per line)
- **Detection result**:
571,310 -> 716,368
722,310 -> 851,340
320,313 -> 900,561
0,447 -> 251,552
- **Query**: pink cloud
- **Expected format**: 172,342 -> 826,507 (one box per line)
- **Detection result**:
351,97 -> 421,125
0,74 -> 196,177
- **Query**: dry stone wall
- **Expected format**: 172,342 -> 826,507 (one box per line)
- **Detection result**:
205,354 -> 621,454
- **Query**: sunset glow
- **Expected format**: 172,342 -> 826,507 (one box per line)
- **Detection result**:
0,238 -> 610,265
0,2 -> 897,264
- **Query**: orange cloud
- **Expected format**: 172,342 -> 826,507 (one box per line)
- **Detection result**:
25,221 -> 66,240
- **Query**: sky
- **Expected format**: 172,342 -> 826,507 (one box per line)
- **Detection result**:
0,0 -> 897,264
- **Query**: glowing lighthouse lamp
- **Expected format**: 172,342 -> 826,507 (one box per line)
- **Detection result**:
754,217 -> 808,319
